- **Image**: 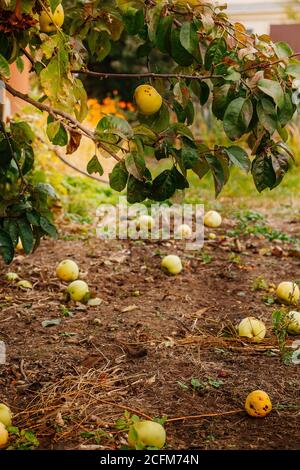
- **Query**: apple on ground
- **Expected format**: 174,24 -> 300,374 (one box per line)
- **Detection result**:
67,280 -> 89,301
128,420 -> 166,449
56,259 -> 79,282
204,211 -> 222,228
0,422 -> 8,449
176,224 -> 192,239
237,317 -> 266,343
0,404 -> 12,428
161,255 -> 182,275
276,281 -> 300,305
287,311 -> 300,335
245,390 -> 272,418
136,215 -> 155,231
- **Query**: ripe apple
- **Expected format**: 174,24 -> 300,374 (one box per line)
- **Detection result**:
176,224 -> 192,239
245,390 -> 272,418
136,215 -> 155,231
16,239 -> 23,250
276,281 -> 299,305
287,311 -> 300,335
67,280 -> 89,301
56,259 -> 79,282
208,232 -> 216,240
39,4 -> 64,33
5,272 -> 19,282
204,210 -> 222,228
0,422 -> 8,449
128,420 -> 166,449
16,280 -> 33,289
237,317 -> 266,343
0,404 -> 12,428
134,85 -> 162,115
161,255 -> 182,275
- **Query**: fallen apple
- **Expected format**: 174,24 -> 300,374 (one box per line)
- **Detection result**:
16,239 -> 23,250
128,420 -> 166,449
0,404 -> 12,428
287,311 -> 300,335
17,280 -> 33,289
67,280 -> 89,301
237,317 -> 266,343
136,215 -> 155,231
245,390 -> 272,418
276,281 -> 299,305
39,4 -> 64,33
161,255 -> 182,275
0,422 -> 8,449
56,259 -> 79,282
208,232 -> 216,240
5,272 -> 20,282
134,85 -> 162,115
176,224 -> 192,239
204,210 -> 222,228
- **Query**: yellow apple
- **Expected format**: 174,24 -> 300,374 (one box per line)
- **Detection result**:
67,280 -> 89,301
208,232 -> 216,240
39,4 -> 64,33
136,215 -> 155,231
161,254 -> 182,275
56,259 -> 79,282
0,423 -> 8,449
128,420 -> 166,449
0,404 -> 12,428
276,281 -> 299,305
176,224 -> 192,239
287,311 -> 300,335
134,85 -> 162,115
204,210 -> 222,228
245,390 -> 272,418
237,317 -> 266,343
16,239 -> 23,250
17,280 -> 33,289
5,272 -> 20,282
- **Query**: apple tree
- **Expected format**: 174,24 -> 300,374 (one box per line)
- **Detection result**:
0,0 -> 300,263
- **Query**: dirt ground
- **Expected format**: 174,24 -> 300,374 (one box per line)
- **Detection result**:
0,212 -> 300,450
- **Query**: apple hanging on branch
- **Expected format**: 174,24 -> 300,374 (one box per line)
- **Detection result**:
1,0 -> 300,263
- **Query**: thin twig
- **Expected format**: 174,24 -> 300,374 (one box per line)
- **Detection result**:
166,409 -> 244,423
52,146 -> 109,184
72,69 -> 222,81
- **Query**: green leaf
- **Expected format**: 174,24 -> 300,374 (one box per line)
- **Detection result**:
223,98 -> 253,140
278,93 -> 295,126
36,183 -> 57,199
96,115 -> 133,141
22,145 -> 34,175
151,169 -> 176,201
171,123 -> 194,140
49,0 -> 61,13
257,79 -> 285,109
286,63 -> 300,78
0,229 -> 14,264
40,216 -> 57,238
271,152 -> 289,188
274,41 -> 293,59
171,27 -> 194,66
257,98 -> 278,134
3,219 -> 19,246
171,166 -> 189,190
87,155 -> 104,176
127,175 -> 151,203
179,22 -> 202,63
191,155 -> 210,180
205,154 -> 226,196
251,154 -> 276,192
133,125 -> 157,141
181,142 -> 199,169
123,8 -> 144,35
212,84 -> 232,120
204,37 -> 227,70
109,160 -> 128,192
155,15 -> 173,53
0,53 -> 10,78
125,151 -> 146,181
46,121 -> 68,146
11,121 -> 35,144
16,56 -> 24,73
17,218 -> 34,254
225,145 -> 250,172
140,103 -> 170,133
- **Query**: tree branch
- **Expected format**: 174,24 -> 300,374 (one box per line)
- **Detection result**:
72,69 -> 222,81
4,82 -> 121,162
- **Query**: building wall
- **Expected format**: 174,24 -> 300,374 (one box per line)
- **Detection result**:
224,0 -> 295,35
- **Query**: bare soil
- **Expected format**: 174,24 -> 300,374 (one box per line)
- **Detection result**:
0,213 -> 300,450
